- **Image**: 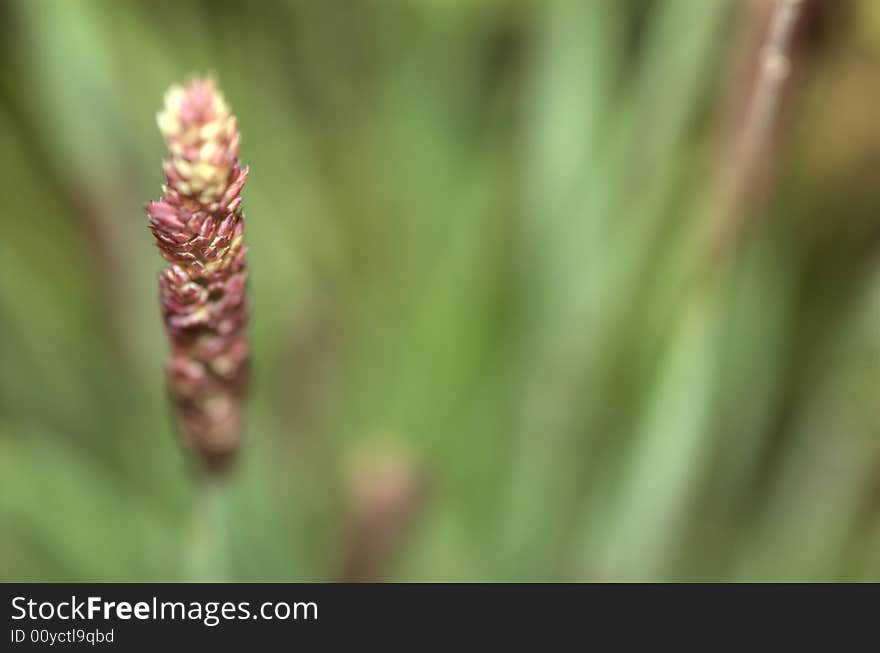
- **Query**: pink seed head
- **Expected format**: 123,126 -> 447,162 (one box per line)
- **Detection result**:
146,76 -> 251,476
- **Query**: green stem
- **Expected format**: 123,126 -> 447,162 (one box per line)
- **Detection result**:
182,479 -> 230,582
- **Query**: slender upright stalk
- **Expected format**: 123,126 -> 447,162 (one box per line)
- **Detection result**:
707,0 -> 810,265
181,480 -> 230,582
146,78 -> 251,475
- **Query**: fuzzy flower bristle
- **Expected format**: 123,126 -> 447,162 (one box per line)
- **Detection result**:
146,77 -> 250,474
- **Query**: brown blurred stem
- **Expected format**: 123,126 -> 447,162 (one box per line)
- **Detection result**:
705,0 -> 813,270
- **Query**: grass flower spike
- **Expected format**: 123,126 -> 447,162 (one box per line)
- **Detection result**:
146,77 -> 250,474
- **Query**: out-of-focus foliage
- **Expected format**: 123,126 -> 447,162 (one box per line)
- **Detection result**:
1,0 -> 879,581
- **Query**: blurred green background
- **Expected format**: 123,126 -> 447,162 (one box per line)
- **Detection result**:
2,0 -> 880,581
